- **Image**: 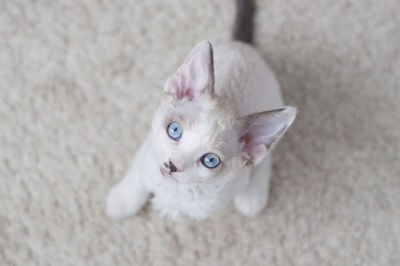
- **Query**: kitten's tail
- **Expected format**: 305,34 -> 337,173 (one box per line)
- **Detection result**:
233,0 -> 255,44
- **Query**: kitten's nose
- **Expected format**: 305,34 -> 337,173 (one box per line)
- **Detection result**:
168,161 -> 178,172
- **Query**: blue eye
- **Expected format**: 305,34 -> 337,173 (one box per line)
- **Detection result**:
167,121 -> 182,141
201,153 -> 221,168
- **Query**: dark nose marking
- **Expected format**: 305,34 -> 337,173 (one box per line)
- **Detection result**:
169,161 -> 178,172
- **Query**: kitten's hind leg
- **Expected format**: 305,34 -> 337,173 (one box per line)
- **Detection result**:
234,153 -> 272,217
106,162 -> 150,218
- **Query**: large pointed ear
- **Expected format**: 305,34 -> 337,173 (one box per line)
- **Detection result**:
164,41 -> 214,101
239,106 -> 297,165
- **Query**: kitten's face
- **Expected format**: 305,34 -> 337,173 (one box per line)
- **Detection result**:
152,95 -> 243,184
149,41 -> 296,185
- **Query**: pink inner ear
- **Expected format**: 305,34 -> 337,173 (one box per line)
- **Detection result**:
239,107 -> 296,164
171,77 -> 194,100
185,88 -> 194,100
164,41 -> 214,101
240,125 -> 273,156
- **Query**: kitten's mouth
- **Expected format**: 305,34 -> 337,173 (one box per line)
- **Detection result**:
159,166 -> 178,182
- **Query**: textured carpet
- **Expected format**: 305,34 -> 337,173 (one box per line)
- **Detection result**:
1,0 -> 399,265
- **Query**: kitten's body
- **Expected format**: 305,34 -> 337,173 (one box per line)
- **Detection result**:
107,42 -> 291,219
106,0 -> 296,220
213,43 -> 283,114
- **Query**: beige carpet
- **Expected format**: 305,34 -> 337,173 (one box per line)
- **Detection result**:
1,0 -> 399,265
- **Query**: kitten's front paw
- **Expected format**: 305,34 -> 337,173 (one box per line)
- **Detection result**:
106,184 -> 147,218
234,192 -> 267,217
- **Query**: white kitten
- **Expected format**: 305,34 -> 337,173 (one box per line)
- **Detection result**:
106,40 -> 296,220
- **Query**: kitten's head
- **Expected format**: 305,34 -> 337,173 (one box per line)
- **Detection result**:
151,41 -> 296,184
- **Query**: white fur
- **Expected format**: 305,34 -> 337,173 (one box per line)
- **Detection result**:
106,41 -> 296,220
